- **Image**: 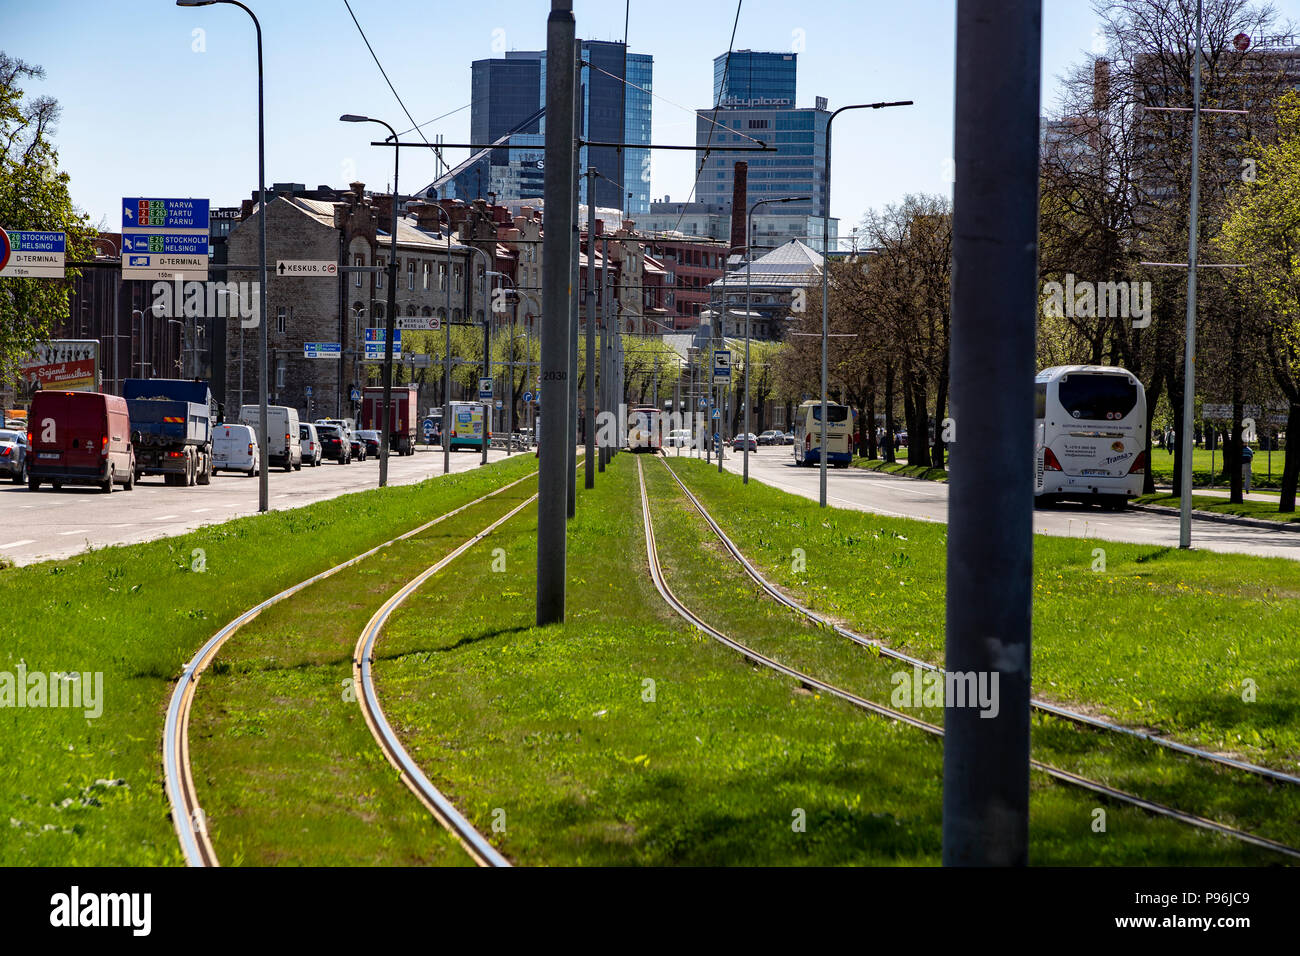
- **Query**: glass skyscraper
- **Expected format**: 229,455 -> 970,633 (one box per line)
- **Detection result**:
713,50 -> 797,108
471,41 -> 653,216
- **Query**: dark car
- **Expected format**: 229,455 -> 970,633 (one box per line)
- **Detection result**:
356,429 -> 381,458
316,423 -> 352,464
349,430 -> 367,461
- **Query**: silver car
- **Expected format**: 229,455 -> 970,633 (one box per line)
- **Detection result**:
299,423 -> 323,467
0,429 -> 28,484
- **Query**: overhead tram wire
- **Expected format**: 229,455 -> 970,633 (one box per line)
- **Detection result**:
585,62 -> 766,148
671,0 -> 744,237
342,0 -> 447,177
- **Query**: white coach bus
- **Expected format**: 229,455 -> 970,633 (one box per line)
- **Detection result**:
1035,365 -> 1147,509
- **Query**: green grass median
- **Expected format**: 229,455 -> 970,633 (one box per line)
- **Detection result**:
1134,493 -> 1300,524
0,454 -> 538,865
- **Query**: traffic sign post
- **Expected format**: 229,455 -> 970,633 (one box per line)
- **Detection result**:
0,229 -> 66,278
349,386 -> 362,403
478,377 -> 493,400
396,315 -> 441,331
121,198 -> 210,280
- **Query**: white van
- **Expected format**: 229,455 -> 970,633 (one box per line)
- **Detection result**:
212,423 -> 260,477
239,404 -> 301,471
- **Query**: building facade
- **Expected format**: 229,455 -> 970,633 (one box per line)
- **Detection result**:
714,50 -> 797,108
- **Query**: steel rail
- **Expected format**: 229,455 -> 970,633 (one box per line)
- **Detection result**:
657,457 -> 1300,788
636,459 -> 1300,862
352,493 -> 539,868
163,469 -> 538,867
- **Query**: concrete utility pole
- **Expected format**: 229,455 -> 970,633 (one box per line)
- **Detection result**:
1180,0 -> 1204,549
567,37 -> 581,518
585,168 -> 598,488
944,0 -> 1040,867
537,0 -> 576,625
599,235 -> 608,472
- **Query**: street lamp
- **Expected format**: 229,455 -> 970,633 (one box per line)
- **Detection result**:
93,237 -> 121,394
745,195 -> 809,484
818,99 -> 912,507
341,113 -> 401,487
180,0 -> 270,512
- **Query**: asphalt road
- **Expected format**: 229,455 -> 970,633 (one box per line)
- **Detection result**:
677,445 -> 1300,561
0,446 -> 518,567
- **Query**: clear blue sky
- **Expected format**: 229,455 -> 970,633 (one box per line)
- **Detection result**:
5,0 -> 1299,235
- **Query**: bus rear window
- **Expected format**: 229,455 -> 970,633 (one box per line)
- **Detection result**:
1034,383 -> 1046,420
1058,375 -> 1137,421
812,406 -> 849,423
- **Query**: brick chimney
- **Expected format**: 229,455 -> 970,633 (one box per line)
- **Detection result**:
729,161 -> 748,257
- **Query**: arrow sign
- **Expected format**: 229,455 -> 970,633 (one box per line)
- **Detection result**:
277,260 -> 338,277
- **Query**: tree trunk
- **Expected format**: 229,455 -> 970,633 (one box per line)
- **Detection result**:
931,373 -> 948,469
866,369 -> 878,460
1169,370 -> 1185,498
1280,403 -> 1299,512
884,363 -> 897,463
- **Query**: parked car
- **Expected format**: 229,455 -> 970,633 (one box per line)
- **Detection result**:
349,429 -> 367,461
356,429 -> 382,458
782,431 -> 795,445
212,423 -> 260,477
5,418 -> 28,430
0,429 -> 28,484
731,433 -> 759,452
299,423 -> 323,467
665,428 -> 693,448
26,390 -> 135,492
315,423 -> 351,463
758,429 -> 784,446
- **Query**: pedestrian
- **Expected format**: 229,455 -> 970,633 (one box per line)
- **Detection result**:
882,428 -> 894,463
1241,442 -> 1254,493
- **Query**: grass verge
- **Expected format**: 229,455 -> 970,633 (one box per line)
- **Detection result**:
665,457 -> 1300,776
0,453 -> 538,865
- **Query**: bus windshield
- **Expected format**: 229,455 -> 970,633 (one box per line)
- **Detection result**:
811,405 -> 849,423
1057,374 -> 1138,421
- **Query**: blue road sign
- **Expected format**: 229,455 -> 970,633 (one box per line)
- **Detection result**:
121,233 -> 209,256
422,417 -> 436,438
350,387 -> 362,403
305,385 -> 313,397
478,377 -> 493,400
364,327 -> 401,360
122,198 -> 210,230
522,391 -> 533,403
7,231 -> 65,253
712,409 -> 720,419
713,349 -> 732,385
698,398 -> 706,408
303,342 -> 342,358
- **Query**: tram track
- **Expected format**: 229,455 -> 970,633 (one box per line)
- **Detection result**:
162,469 -> 537,867
637,457 -> 1300,862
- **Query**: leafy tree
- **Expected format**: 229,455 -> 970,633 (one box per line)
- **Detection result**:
0,53 -> 94,386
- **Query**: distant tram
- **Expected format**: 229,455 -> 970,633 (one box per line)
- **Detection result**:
627,406 -> 662,453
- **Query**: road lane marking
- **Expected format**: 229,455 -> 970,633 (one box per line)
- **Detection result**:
154,514 -> 180,520
56,529 -> 89,535
191,508 -> 212,513
0,540 -> 34,548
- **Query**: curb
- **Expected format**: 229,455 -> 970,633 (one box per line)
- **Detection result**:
1129,502 -> 1300,533
851,462 -> 948,484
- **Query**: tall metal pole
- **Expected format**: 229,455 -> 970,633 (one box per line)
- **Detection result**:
468,246 -> 492,466
1180,0 -> 1203,549
380,122 -> 400,487
537,0 -> 576,625
599,236 -> 608,472
567,37 -> 581,517
441,206 -> 452,475
585,168 -> 597,488
944,0 -> 1040,866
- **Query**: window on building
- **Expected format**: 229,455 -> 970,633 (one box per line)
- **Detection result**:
375,304 -> 385,320
276,307 -> 287,334
377,258 -> 384,289
408,260 -> 415,290
275,359 -> 286,390
453,308 -> 462,322
439,264 -> 447,290
423,262 -> 430,290
407,305 -> 416,317
455,266 -> 462,293
354,255 -> 364,287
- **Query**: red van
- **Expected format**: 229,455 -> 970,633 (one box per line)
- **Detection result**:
27,390 -> 136,493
